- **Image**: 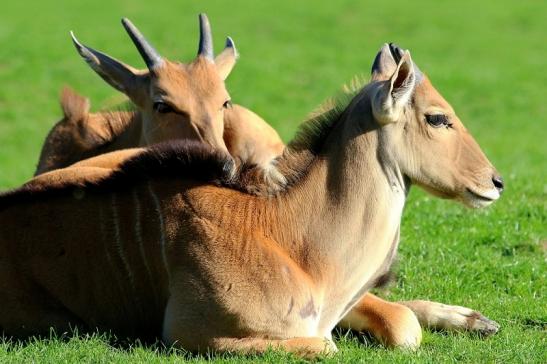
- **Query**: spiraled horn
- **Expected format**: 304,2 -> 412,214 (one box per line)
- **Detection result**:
197,13 -> 214,60
121,18 -> 163,69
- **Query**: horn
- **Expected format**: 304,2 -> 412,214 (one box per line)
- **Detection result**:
388,43 -> 406,63
121,18 -> 163,69
197,13 -> 214,60
225,36 -> 238,56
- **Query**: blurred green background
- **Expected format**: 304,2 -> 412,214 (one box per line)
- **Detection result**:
0,1 -> 545,362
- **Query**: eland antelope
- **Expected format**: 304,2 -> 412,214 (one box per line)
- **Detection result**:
35,14 -> 284,181
1,44 -> 503,357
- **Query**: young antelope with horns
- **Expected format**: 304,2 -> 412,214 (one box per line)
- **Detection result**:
0,44 -> 503,357
34,14 -> 284,184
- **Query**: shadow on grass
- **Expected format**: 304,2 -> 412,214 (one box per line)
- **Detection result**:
1,328 -> 184,357
0,329 -> 318,362
332,327 -> 384,349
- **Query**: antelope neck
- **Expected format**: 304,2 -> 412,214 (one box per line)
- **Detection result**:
274,93 -> 408,334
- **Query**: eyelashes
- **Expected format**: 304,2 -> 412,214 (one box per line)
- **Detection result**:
153,101 -> 174,114
425,114 -> 452,128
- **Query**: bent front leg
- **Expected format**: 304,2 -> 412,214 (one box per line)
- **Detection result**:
398,300 -> 499,336
338,293 -> 422,349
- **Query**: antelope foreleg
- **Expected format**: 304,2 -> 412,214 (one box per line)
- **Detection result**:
338,293 -> 422,349
398,300 -> 499,336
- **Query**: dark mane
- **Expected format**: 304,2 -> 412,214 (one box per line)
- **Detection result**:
236,77 -> 368,196
1,140 -> 234,209
287,77 -> 366,154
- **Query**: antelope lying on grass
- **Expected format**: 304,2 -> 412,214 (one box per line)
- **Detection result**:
35,14 -> 284,181
0,44 -> 503,356
27,39 -> 498,347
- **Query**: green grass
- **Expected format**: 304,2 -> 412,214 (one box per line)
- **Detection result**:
0,0 -> 545,362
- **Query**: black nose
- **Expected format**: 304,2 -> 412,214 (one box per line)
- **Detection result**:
492,175 -> 504,193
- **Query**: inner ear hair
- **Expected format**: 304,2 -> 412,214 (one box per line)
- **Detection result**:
393,61 -> 412,89
390,57 -> 415,101
214,37 -> 238,81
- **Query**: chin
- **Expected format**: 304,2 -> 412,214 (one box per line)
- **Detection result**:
415,182 -> 457,200
461,188 -> 500,209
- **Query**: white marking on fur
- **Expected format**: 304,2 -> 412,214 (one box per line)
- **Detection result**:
477,188 -> 500,201
463,188 -> 499,208
262,159 -> 287,191
111,194 -> 136,292
98,205 -> 126,315
133,189 -> 157,300
148,182 -> 170,276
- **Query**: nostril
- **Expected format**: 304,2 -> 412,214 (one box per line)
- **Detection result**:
492,176 -> 504,192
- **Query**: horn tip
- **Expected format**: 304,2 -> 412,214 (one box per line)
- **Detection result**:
388,43 -> 405,63
69,31 -> 83,49
120,17 -> 133,30
225,37 -> 239,58
197,12 -> 213,59
198,13 -> 211,28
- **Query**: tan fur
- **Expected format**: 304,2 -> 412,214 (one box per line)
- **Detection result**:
398,300 -> 499,335
35,19 -> 285,181
35,88 -> 136,174
223,105 -> 285,167
0,44 -> 502,358
35,53 -> 232,173
28,47 -> 500,352
338,293 -> 422,349
26,166 -> 112,187
36,90 -> 284,177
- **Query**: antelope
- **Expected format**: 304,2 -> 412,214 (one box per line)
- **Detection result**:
35,14 -> 284,183
40,24 -> 503,344
0,43 -> 503,356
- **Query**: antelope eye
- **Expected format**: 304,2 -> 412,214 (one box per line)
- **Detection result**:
223,100 -> 233,109
153,102 -> 174,114
425,114 -> 450,127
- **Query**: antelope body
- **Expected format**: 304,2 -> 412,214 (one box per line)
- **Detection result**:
0,44 -> 503,356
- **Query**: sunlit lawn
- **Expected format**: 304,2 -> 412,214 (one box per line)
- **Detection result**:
0,0 -> 545,362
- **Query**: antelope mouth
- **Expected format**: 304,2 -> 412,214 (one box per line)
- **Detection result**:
464,188 -> 499,208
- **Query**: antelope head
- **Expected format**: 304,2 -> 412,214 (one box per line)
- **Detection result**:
70,14 -> 237,152
370,43 -> 504,208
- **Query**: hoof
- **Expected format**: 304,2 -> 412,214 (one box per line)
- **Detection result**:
467,311 -> 500,337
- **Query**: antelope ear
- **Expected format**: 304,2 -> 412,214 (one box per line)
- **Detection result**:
371,43 -> 397,81
389,51 -> 416,107
215,37 -> 238,80
70,31 -> 140,96
372,50 -> 416,125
